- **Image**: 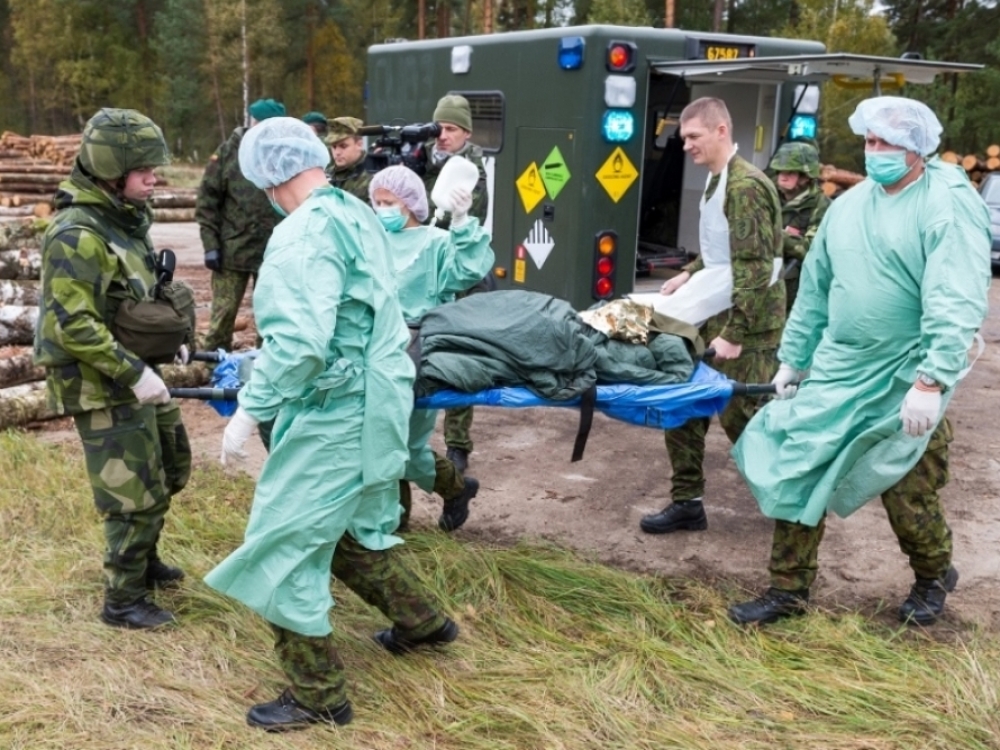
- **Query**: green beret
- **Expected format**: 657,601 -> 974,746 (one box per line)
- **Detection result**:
248,98 -> 286,121
433,94 -> 473,132
325,116 -> 364,144
302,111 -> 328,126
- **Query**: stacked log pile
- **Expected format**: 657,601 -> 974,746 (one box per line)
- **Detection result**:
820,164 -> 865,198
1,131 -> 196,223
0,131 -> 81,218
941,145 -> 1000,187
0,217 -> 207,429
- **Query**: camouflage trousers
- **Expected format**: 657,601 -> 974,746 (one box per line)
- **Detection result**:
272,532 -> 447,710
769,418 -> 954,591
203,268 -> 257,353
398,451 -> 466,529
444,407 -> 474,452
664,348 -> 777,501
73,401 -> 191,605
784,277 -> 800,315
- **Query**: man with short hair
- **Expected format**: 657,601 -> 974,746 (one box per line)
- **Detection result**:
729,96 -> 991,627
640,97 -> 785,536
768,140 -> 830,311
35,108 -> 192,629
196,97 -> 285,352
324,116 -> 371,202
423,94 -> 491,473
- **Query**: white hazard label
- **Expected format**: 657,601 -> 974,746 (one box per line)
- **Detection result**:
523,219 -> 555,269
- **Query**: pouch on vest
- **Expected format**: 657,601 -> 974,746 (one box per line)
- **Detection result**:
113,280 -> 196,365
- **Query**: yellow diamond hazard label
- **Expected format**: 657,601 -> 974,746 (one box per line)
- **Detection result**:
515,161 -> 546,213
595,147 -> 638,203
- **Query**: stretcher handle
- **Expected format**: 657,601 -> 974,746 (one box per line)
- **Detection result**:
191,350 -> 225,363
169,387 -> 240,401
730,382 -> 777,396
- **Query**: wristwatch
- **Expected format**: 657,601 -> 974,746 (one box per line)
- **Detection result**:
916,373 -> 941,390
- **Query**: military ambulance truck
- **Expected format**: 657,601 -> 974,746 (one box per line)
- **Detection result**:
366,25 -> 978,311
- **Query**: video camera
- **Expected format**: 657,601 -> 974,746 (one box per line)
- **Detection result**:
359,121 -> 441,175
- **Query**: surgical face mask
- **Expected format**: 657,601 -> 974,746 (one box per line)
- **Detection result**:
269,188 -> 288,218
864,150 -> 916,186
376,205 -> 407,232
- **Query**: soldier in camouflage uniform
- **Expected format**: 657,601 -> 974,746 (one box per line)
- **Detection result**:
640,98 -> 785,536
324,116 -> 371,202
34,109 -> 191,630
423,94 -> 492,473
196,97 -> 285,352
768,141 -> 830,312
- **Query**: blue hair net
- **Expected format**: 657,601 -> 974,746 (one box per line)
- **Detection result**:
368,165 -> 429,222
848,96 -> 943,157
238,116 -> 331,189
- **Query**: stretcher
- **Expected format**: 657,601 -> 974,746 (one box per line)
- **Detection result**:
169,349 -> 777,461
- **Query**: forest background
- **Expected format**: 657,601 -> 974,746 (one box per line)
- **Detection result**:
0,0 -> 998,171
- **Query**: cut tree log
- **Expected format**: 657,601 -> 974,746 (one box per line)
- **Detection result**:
941,151 -> 960,164
820,164 -> 865,188
0,351 -> 43,387
0,249 -> 42,280
986,156 -> 1000,171
0,381 -> 53,429
0,220 -> 46,250
0,173 -> 65,185
0,206 -> 34,218
0,280 -> 40,306
150,190 -> 198,209
0,305 -> 38,345
961,154 -> 985,172
152,208 -> 196,223
987,144 -> 1000,158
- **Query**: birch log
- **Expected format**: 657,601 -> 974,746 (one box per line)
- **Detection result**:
0,250 -> 42,280
0,352 -> 43,387
0,305 -> 38,345
0,280 -> 40,305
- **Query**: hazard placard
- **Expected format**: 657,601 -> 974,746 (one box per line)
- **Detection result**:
515,162 -> 546,213
540,146 -> 571,200
595,147 -> 639,203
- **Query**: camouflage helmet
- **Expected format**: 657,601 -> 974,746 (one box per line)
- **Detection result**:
769,141 -> 820,179
79,108 -> 170,181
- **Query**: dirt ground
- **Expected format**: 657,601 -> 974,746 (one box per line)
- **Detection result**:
52,222 -> 1000,629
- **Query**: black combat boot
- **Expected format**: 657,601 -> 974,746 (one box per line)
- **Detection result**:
899,566 -> 959,626
639,499 -> 708,534
438,477 -> 479,532
374,617 -> 460,655
101,598 -> 176,629
246,688 -> 353,731
445,446 -> 469,474
728,588 -> 809,625
146,558 -> 185,589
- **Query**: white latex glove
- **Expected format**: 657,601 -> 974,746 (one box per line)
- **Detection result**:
449,187 -> 473,226
174,344 -> 190,365
221,407 -> 258,466
771,363 -> 801,400
131,368 -> 171,405
900,385 -> 942,437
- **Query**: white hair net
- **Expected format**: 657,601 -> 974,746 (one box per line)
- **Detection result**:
848,96 -> 943,157
368,165 -> 429,222
238,116 -> 331,189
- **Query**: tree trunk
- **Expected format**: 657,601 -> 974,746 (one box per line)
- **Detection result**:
0,352 -> 44,388
0,206 -> 35,218
0,251 -> 42,281
0,280 -> 40,306
419,0 -> 426,39
0,305 -> 38,346
150,191 -> 198,208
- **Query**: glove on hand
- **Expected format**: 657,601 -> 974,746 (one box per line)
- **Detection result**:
131,368 -> 171,405
900,384 -> 941,437
204,249 -> 222,272
174,344 -> 190,365
221,407 -> 258,466
771,363 -> 801,400
449,187 -> 473,227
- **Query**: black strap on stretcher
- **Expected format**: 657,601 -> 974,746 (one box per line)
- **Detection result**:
570,385 -> 597,463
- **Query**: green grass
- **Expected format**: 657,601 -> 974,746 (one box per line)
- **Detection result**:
0,430 -> 998,749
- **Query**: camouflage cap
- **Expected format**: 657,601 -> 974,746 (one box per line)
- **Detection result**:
769,141 -> 820,179
79,108 -> 170,181
325,116 -> 364,145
